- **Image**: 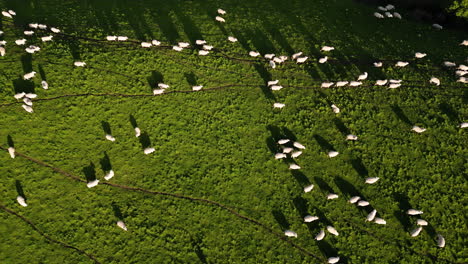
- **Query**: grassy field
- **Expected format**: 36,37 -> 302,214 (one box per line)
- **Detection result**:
0,0 -> 467,263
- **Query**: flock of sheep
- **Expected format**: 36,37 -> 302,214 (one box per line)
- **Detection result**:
1,4 -> 466,263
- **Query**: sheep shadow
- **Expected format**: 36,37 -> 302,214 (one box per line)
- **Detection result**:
313,134 -> 335,152
438,102 -> 459,122
100,152 -> 112,172
7,135 -> 14,148
150,7 -> 180,43
139,132 -> 152,149
393,192 -> 413,231
254,64 -> 275,100
101,121 -> 112,135
391,105 -> 412,125
21,54 -> 33,73
272,210 -> 290,230
261,19 -> 294,54
248,27 -> 276,55
12,77 -> 35,94
317,240 -> 339,261
350,157 -> 368,177
15,180 -> 26,199
334,176 -> 364,200
333,118 -> 351,135
293,197 -> 320,231
313,176 -> 334,195
82,162 -> 97,182
291,170 -> 311,186
185,72 -> 198,86
147,71 -> 164,90
38,64 -> 47,81
111,202 -> 123,220
172,5 -> 204,45
265,125 -> 298,154
129,114 -> 138,128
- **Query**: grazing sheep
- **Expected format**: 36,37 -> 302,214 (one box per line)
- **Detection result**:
23,71 -> 37,80
321,46 -> 335,52
327,226 -> 339,236
105,134 -> 116,142
144,147 -> 155,155
375,79 -> 388,86
135,127 -> 141,137
407,209 -> 423,215
293,142 -> 306,149
41,80 -> 49,89
41,36 -> 53,42
104,170 -> 114,180
87,179 -> 99,188
328,257 -> 340,264
117,220 -> 127,231
296,56 -> 308,63
15,39 -> 26,45
321,82 -> 334,88
331,104 -> 340,113
430,77 -> 440,86
270,85 -> 283,91
292,52 -> 303,60
315,229 -> 325,240
277,139 -> 289,144
328,151 -> 339,158
416,219 -> 428,226
357,72 -> 368,81
289,164 -> 301,170
327,193 -> 339,200
284,230 -> 297,237
365,177 -> 380,184
367,210 -> 377,222
8,147 -> 15,158
74,61 -> 86,67
51,27 -> 60,33
304,215 -> 319,222
141,42 -> 152,48
411,126 -> 426,133
415,52 -> 427,58
152,40 -> 161,46
275,153 -> 287,160
336,81 -> 348,87
273,103 -> 285,109
346,134 -> 358,141
358,200 -> 370,207
228,36 -> 238,42
374,61 -> 383,67
395,61 -> 409,67
17,196 -> 27,207
432,24 -> 443,30
215,16 -> 225,23
304,184 -> 314,193
374,218 -> 386,224
410,226 -> 423,237
192,85 -> 203,91
349,196 -> 360,203
291,151 -> 302,158
217,9 -> 226,15
318,56 -> 328,63
437,234 -> 445,247
249,51 -> 260,57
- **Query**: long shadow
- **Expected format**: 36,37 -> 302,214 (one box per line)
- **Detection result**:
111,202 -> 123,220
313,176 -> 334,194
66,38 -> 81,60
261,19 -> 294,54
313,134 -> 335,152
254,64 -> 275,100
291,170 -> 311,186
116,1 -> 153,40
100,152 -> 112,172
350,158 -> 368,177
38,64 -> 47,81
334,176 -> 365,200
172,5 -> 204,45
391,105 -> 412,125
129,114 -> 138,129
101,121 -> 112,135
139,132 -> 152,149
15,180 -> 26,199
293,197 -> 319,231
272,210 -> 290,230
265,125 -> 298,154
12,77 -> 35,94
317,240 -> 339,261
151,6 -> 180,43
311,206 -> 332,226
185,72 -> 198,86
393,192 -> 413,231
21,54 -> 33,73
82,162 -> 97,182
438,102 -> 459,122
333,118 -> 351,135
248,28 -> 276,55
7,135 -> 14,148
147,70 -> 164,90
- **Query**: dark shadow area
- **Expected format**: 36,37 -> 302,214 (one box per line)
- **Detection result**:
313,134 -> 335,151
311,206 -> 332,226
254,64 -> 275,100
139,132 -> 152,149
261,19 -> 294,54
248,28 -> 276,55
7,135 -> 14,147
12,77 -> 35,94
393,192 -> 413,231
333,118 -> 351,135
334,176 -> 365,200
438,102 -> 459,122
317,240 -> 339,260
151,7 -> 180,43
292,197 -> 308,217
291,170 -> 311,186
129,114 -> 138,128
391,105 -> 412,125
100,152 -> 112,172
147,71 -> 164,89
425,222 -> 437,238
21,54 -> 33,73
82,162 -> 97,182
15,180 -> 26,199
313,176 -> 334,194
38,64 -> 47,81
172,5 -> 203,45
350,158 -> 368,177
184,72 -> 198,86
111,202 -> 123,219
101,121 -> 112,135
272,210 -> 290,230
66,38 -> 81,60
265,125 -> 299,154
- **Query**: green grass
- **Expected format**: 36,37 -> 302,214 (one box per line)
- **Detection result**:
0,0 -> 467,263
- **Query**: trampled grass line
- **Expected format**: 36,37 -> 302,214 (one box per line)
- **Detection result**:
0,203 -> 101,264
0,145 -> 326,263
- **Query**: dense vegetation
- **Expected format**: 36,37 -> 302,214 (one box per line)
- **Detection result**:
0,0 -> 466,263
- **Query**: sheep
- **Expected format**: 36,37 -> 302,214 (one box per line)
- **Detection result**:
280,56 -> 290,62
350,81 -> 362,87
284,230 -> 297,238
14,93 -> 25,100
374,61 -> 383,67
410,226 -> 423,237
321,82 -> 334,88
273,57 -> 283,63
117,220 -> 127,231
117,36 -> 128,41
385,12 -> 393,18
374,218 -> 386,224
25,93 -> 37,99
366,209 -> 377,222
293,142 -> 306,149
318,56 -> 328,63
104,170 -> 114,180
460,40 -> 468,46
457,77 -> 468,83
203,45 -> 213,50
264,53 -> 275,59
432,24 -> 443,30
29,23 -> 38,28
304,184 -> 314,193
374,12 -> 384,19
269,60 -> 276,69
393,12 -> 402,19
416,219 -> 428,226
24,31 -> 34,36
388,83 -> 401,89
249,51 -> 260,57
173,46 -> 183,52
158,83 -> 169,89
365,177 -> 380,184
357,72 -> 368,81
192,85 -> 203,91
8,147 -> 15,158
411,126 -> 426,133
199,50 -> 209,56
41,80 -> 48,89
389,79 -> 402,83
144,147 -> 156,154
228,36 -> 238,42
315,229 -> 325,240
456,70 -> 468,76
375,79 -> 388,86
2,11 -> 12,18
349,196 -> 360,203
270,85 -> 283,91
296,56 -> 308,63
8,10 -> 16,15
327,193 -> 339,200
267,80 -> 279,86
328,257 -> 340,264
23,98 -> 33,106
328,151 -> 339,158
153,89 -> 165,95
23,71 -> 37,80
215,16 -> 225,22
38,24 -> 47,29
358,200 -> 370,207
277,139 -> 289,144
15,39 -> 26,45
407,209 -> 423,215
460,122 -> 468,128
178,42 -> 190,48
196,40 -> 206,45
292,151 -> 303,158
321,46 -> 335,52
378,6 -> 387,12
437,234 -> 445,248
331,104 -> 340,113
326,226 -> 339,236
386,4 -> 395,10
87,179 -> 99,188
273,103 -> 285,109
217,8 -> 226,15
51,27 -> 60,33
291,52 -> 303,60
141,42 -> 152,48
395,61 -> 409,67
443,61 -> 456,67
304,215 -> 319,222
275,153 -> 287,160
135,127 -> 141,137
336,81 -> 348,87
105,134 -> 116,142
152,40 -> 161,46
283,147 -> 293,154
25,47 -> 35,54
346,134 -> 358,141
17,196 -> 28,207
41,35 -> 53,42
430,77 -> 440,86
289,164 -> 301,170
74,61 -> 86,67
415,52 -> 427,58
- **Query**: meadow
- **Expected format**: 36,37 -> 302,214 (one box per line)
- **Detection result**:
0,0 -> 467,263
